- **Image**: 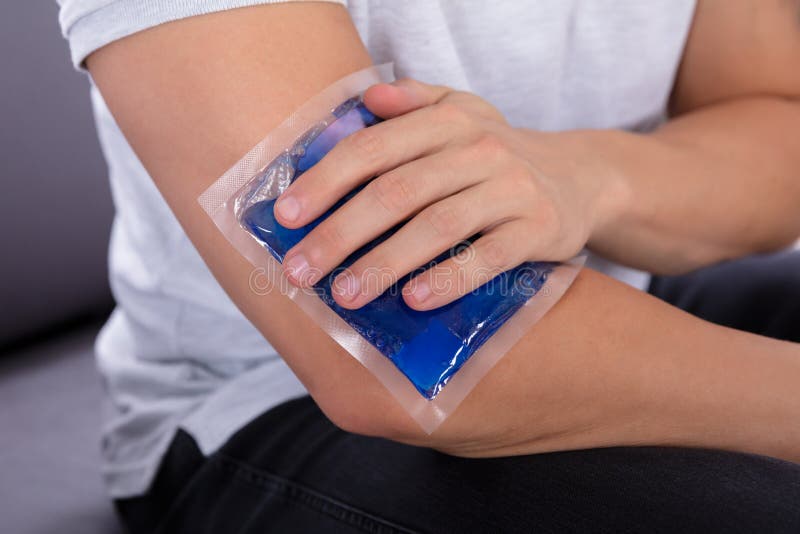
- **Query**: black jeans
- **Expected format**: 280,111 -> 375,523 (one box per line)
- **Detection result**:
117,252 -> 800,534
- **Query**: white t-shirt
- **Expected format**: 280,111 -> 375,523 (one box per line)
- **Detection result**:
58,0 -> 697,497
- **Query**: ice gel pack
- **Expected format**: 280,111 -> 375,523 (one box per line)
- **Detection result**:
199,64 -> 583,432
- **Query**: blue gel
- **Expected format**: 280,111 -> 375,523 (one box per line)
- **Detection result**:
241,98 -> 554,399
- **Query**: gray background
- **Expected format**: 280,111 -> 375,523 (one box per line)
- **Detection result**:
0,0 -> 114,348
0,2 -> 120,533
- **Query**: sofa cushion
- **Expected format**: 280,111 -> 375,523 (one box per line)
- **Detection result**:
0,325 -> 121,534
0,2 -> 113,347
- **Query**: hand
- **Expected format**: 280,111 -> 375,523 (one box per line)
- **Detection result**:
275,78 -> 625,310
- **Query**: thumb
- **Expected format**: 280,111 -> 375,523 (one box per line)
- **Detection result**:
363,78 -> 453,118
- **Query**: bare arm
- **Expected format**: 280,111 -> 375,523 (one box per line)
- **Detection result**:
261,0 -> 800,314
585,0 -> 800,273
87,3 -> 800,462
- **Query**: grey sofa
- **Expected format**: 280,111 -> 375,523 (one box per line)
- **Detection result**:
0,2 -> 122,533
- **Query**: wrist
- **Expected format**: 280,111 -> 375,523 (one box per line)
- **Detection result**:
519,127 -> 635,249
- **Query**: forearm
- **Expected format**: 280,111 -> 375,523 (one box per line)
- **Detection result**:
423,269 -> 800,464
544,97 -> 800,274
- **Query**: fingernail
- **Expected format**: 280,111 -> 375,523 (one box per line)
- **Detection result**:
276,195 -> 300,223
284,253 -> 310,284
334,273 -> 361,302
411,279 -> 431,304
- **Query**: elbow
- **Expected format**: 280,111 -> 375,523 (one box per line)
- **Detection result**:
322,401 -> 388,437
654,247 -> 741,276
652,234 -> 799,276
308,376 -> 429,445
652,246 -> 729,276
648,227 -> 800,275
325,399 -> 428,446
271,331 -> 430,444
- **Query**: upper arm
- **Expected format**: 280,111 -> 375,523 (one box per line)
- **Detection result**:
87,1 -> 372,210
671,0 -> 800,114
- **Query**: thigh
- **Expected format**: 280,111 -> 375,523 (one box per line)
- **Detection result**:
126,396 -> 800,534
649,250 -> 800,342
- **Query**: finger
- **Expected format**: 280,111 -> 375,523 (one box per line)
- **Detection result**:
363,78 -> 453,118
330,181 -> 522,309
403,221 -> 531,311
275,101 -> 476,228
282,148 -> 493,286
366,79 -> 506,124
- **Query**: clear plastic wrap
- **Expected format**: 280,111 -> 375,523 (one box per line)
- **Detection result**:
199,64 -> 584,433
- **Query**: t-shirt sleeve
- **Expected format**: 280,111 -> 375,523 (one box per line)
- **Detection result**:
57,0 -> 348,70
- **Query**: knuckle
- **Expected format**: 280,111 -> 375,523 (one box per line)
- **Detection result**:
370,171 -> 416,215
532,200 -> 562,245
425,202 -> 462,238
543,203 -> 563,236
314,221 -> 349,256
358,253 -> 399,293
397,77 -> 423,92
447,89 -> 473,102
478,236 -> 512,270
435,101 -> 469,126
506,164 -> 536,194
453,263 -> 469,294
542,201 -> 559,226
347,128 -> 385,166
473,133 -> 509,160
356,248 -> 389,274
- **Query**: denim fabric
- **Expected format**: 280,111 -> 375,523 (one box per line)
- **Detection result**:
118,397 -> 800,534
117,252 -> 800,533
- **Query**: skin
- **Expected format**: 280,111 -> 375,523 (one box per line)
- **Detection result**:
278,0 -> 800,310
86,1 -> 800,462
277,80 -> 618,310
